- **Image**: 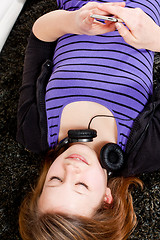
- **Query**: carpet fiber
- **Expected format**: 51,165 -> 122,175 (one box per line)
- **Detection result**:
0,0 -> 160,239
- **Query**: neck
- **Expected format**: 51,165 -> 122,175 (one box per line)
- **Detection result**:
85,116 -> 117,155
58,102 -> 117,156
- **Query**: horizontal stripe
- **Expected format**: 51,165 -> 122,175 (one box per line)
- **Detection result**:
51,69 -> 150,94
46,94 -> 141,113
54,48 -> 152,73
50,133 -> 57,137
54,56 -> 152,82
48,115 -> 59,120
49,124 -> 58,128
46,105 -> 63,111
48,76 -> 148,99
119,142 -> 125,147
119,122 -> 132,130
55,41 -> 153,67
55,63 -> 152,88
113,110 -> 136,120
46,86 -> 145,106
120,133 -> 129,139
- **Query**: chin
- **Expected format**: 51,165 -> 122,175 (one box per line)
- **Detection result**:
68,143 -> 94,152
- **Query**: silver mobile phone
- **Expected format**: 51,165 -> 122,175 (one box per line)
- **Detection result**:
90,14 -> 121,23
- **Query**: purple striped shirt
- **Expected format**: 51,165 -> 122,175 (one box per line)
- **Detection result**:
45,0 -> 160,150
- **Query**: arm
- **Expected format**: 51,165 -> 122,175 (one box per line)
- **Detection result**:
124,83 -> 160,176
17,32 -> 56,153
17,32 -> 56,118
98,4 -> 160,52
32,1 -> 125,42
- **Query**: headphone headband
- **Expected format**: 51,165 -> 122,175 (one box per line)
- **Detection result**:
68,129 -> 97,142
55,128 -> 124,174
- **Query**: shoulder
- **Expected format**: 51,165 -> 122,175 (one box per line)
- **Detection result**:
123,86 -> 160,176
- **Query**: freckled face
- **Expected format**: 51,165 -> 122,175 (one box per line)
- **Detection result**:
38,144 -> 109,217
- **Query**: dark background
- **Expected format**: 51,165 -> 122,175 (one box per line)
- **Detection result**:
0,0 -> 160,239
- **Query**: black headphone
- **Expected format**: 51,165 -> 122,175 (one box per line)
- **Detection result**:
55,129 -> 124,174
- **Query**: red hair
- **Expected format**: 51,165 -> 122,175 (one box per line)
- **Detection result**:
19,150 -> 143,240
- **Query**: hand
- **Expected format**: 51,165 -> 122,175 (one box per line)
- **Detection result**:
74,1 -> 125,36
98,4 -> 160,51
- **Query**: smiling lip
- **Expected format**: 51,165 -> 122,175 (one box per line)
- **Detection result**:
66,154 -> 89,165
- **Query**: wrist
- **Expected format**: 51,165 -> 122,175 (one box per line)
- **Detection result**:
63,10 -> 79,35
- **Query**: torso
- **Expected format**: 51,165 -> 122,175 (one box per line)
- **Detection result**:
45,0 -> 159,151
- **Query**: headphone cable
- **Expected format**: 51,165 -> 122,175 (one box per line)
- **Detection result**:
88,114 -> 135,129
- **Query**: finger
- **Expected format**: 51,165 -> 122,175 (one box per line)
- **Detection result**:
110,2 -> 125,7
83,1 -> 125,12
115,22 -> 136,45
98,1 -> 125,9
82,2 -> 101,10
102,22 -> 116,32
91,19 -> 116,33
98,22 -> 116,34
98,5 -> 127,20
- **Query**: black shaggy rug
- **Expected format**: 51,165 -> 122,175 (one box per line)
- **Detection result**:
0,0 -> 160,239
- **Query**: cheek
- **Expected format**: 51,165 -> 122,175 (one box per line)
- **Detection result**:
85,167 -> 107,191
45,159 -> 62,180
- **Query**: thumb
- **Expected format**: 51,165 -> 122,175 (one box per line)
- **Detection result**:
115,22 -> 135,45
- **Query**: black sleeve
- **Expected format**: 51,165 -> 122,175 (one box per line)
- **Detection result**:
124,83 -> 160,176
16,32 -> 57,153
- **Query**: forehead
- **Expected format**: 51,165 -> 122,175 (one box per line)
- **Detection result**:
39,178 -> 105,217
39,186 -> 98,217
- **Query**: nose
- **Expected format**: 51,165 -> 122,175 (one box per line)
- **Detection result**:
64,162 -> 81,174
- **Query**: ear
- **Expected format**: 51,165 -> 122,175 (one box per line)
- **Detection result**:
104,187 -> 113,204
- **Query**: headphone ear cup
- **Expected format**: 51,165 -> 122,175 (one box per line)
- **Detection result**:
100,143 -> 124,172
68,129 -> 97,142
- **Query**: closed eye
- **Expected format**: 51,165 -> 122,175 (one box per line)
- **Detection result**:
76,182 -> 88,189
49,178 -> 88,189
50,176 -> 62,182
